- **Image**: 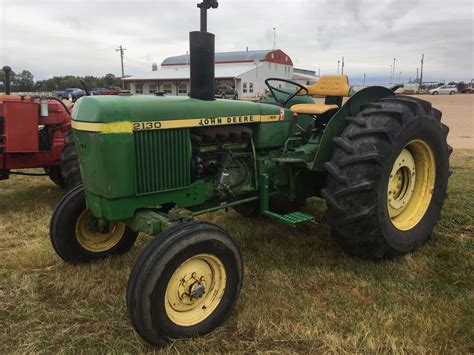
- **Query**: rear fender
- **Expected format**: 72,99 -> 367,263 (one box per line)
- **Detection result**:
310,86 -> 395,171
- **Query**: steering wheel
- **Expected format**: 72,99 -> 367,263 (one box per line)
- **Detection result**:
264,78 -> 309,106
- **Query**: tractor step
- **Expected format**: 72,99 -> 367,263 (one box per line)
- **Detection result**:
279,211 -> 315,224
263,210 -> 315,227
259,173 -> 315,227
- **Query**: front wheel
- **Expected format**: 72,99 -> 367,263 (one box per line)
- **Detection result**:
449,91 -> 455,95
127,221 -> 243,345
321,96 -> 451,259
50,185 -> 138,263
432,91 -> 438,95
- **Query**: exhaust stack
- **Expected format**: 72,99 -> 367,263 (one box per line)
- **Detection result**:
190,0 -> 218,100
2,66 -> 12,95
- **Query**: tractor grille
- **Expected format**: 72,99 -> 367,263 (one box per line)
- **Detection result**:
134,129 -> 191,195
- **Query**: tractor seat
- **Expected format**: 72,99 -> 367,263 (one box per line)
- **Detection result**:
290,103 -> 338,115
290,75 -> 350,116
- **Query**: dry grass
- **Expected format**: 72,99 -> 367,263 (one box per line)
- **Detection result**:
1,150 -> 473,353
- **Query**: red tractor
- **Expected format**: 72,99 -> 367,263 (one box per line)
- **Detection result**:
0,66 -> 81,188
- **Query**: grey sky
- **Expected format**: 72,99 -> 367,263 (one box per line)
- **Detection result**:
0,0 -> 473,84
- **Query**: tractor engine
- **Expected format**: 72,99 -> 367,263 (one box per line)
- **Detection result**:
0,95 -> 72,182
191,126 -> 254,199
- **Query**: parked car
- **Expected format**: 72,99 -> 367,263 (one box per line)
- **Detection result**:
429,85 -> 457,95
92,87 -> 121,95
55,88 -> 85,100
215,84 -> 238,99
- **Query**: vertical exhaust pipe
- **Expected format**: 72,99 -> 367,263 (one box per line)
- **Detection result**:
190,1 -> 218,101
2,66 -> 12,95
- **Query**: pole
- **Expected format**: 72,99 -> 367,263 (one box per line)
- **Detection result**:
419,53 -> 424,90
416,68 -> 419,82
273,27 -> 276,50
392,58 -> 396,82
318,68 -> 320,77
398,71 -> 401,84
389,65 -> 392,84
363,73 -> 366,86
115,45 -> 126,89
341,56 -> 345,75
337,60 -> 340,75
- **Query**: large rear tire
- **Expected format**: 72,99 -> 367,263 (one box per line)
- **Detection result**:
45,165 -> 66,188
60,131 -> 82,189
50,185 -> 138,263
127,221 -> 243,345
321,96 -> 451,259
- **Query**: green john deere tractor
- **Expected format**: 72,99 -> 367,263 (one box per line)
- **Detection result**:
50,0 -> 451,346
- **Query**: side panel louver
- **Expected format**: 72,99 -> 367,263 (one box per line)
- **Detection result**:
134,129 -> 190,195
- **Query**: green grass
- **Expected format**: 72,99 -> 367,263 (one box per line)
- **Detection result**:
1,150 -> 473,353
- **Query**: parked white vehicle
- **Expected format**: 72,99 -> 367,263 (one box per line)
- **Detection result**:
429,85 -> 457,95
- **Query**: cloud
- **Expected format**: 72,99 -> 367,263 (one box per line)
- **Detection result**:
0,0 -> 472,83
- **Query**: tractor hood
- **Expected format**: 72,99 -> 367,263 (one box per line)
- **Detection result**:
72,95 -> 282,129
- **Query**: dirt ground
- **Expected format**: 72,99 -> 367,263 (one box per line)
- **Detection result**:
411,94 -> 474,149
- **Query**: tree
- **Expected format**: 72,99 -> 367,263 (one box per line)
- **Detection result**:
14,70 -> 35,91
103,73 -> 114,87
2,68 -> 124,92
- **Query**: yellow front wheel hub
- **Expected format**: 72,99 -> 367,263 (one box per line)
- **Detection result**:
75,210 -> 126,253
387,140 -> 436,231
165,254 -> 226,327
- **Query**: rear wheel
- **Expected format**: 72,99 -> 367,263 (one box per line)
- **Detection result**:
449,91 -> 455,95
50,185 -> 138,263
321,96 -> 451,258
127,221 -> 242,345
61,131 -> 82,189
45,165 -> 66,188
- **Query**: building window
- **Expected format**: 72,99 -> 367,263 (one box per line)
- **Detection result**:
243,82 -> 247,93
149,84 -> 157,94
271,53 -> 274,59
249,83 -> 254,93
135,84 -> 143,94
285,56 -> 288,62
163,83 -> 172,94
178,83 -> 187,94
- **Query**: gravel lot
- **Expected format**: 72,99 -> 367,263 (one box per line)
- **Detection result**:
411,94 -> 473,149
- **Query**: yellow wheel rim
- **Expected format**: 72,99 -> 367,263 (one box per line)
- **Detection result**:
387,140 -> 436,231
164,254 -> 226,327
75,210 -> 126,253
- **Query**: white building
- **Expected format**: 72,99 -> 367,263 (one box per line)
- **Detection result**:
124,49 -> 295,99
292,68 -> 319,86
